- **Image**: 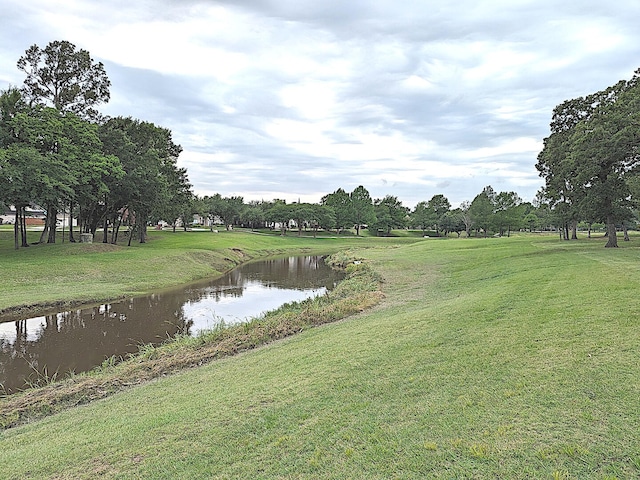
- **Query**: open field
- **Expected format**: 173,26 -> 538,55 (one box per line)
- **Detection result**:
1,232 -> 639,478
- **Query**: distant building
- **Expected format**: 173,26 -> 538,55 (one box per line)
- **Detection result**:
0,205 -> 76,227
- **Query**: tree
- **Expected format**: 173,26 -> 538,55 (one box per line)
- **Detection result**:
205,194 -> 244,230
536,97 -> 593,240
0,87 -> 26,148
468,186 -> 496,237
17,40 -> 110,120
459,200 -> 474,237
372,195 -> 408,236
411,201 -> 434,235
493,191 -> 522,237
0,145 -> 46,248
267,201 -> 293,236
6,106 -> 121,244
441,209 -> 466,237
570,78 -> 639,247
288,202 -> 314,236
154,172 -> 194,233
241,201 -> 266,230
350,185 -> 375,236
321,188 -> 353,233
309,204 -> 335,237
427,194 -> 451,235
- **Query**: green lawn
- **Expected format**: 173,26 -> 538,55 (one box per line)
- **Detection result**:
1,232 -> 639,478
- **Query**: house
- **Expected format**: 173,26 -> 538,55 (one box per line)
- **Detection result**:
0,205 -> 76,227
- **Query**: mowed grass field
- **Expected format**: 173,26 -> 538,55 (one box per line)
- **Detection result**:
1,231 -> 640,478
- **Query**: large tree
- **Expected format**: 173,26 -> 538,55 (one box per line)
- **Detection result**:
350,185 -> 375,236
411,201 -> 434,235
537,70 -> 640,247
427,194 -> 451,236
468,186 -> 496,237
372,195 -> 408,236
536,96 -> 595,240
17,40 -> 110,120
493,191 -> 522,237
321,188 -> 353,233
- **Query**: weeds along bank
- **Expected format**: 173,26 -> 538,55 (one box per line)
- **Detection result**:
2,233 -> 640,478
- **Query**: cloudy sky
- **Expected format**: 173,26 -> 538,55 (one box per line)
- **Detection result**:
1,0 -> 639,208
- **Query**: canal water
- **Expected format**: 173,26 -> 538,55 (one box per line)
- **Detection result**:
0,255 -> 343,394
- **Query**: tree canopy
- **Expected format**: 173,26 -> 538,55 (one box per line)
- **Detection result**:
17,40 -> 110,120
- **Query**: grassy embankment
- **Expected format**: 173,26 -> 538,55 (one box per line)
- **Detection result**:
1,231 -> 640,478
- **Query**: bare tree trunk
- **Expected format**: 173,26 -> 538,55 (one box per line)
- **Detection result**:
20,207 -> 28,247
14,209 -> 19,250
623,222 -> 630,241
139,222 -> 147,243
605,216 -> 618,248
68,202 -> 76,243
39,215 -> 49,243
127,223 -> 134,247
103,215 -> 109,243
47,206 -> 57,244
571,220 -> 577,240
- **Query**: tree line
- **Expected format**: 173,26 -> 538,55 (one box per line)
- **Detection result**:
0,41 -> 192,249
187,185 -> 552,238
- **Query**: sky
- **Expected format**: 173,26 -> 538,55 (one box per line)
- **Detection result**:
1,0 -> 640,208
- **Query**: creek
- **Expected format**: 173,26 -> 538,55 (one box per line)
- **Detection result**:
0,255 -> 343,394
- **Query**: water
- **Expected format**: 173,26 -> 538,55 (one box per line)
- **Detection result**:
0,255 -> 343,394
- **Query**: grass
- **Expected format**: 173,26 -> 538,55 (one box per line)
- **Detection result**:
1,232 -> 640,478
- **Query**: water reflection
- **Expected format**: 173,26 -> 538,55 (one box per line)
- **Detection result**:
0,256 -> 342,394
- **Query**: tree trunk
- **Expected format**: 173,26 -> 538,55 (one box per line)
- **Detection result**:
571,220 -> 577,240
111,215 -> 121,244
605,216 -> 618,248
20,207 -> 28,247
68,202 -> 76,242
46,206 -> 58,244
14,209 -> 19,250
127,223 -> 134,246
39,213 -> 49,243
623,223 -> 630,241
103,216 -> 109,243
